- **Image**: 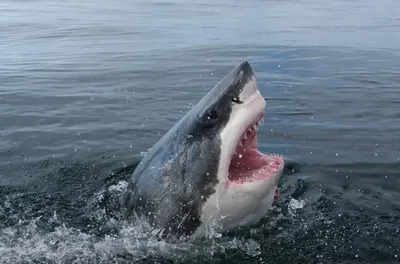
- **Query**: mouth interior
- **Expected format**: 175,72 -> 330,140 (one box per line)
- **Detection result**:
228,114 -> 283,183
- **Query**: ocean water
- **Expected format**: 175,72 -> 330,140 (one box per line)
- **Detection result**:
1,0 -> 400,263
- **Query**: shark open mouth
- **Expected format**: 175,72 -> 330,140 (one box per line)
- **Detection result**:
228,113 -> 283,183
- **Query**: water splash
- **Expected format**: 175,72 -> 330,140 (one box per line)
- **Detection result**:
0,179 -> 291,264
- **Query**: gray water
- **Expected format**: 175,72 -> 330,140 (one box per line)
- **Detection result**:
1,0 -> 400,263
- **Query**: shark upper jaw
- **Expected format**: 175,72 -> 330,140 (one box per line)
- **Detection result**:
219,82 -> 284,187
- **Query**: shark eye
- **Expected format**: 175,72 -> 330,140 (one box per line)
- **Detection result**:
207,110 -> 218,120
232,97 -> 243,104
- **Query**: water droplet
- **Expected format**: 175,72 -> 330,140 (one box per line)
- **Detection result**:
336,153 -> 339,156
238,154 -> 243,158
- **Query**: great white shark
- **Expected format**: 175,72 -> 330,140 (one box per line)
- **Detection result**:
123,61 -> 284,238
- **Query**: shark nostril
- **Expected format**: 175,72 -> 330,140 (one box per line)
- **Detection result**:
232,97 -> 243,104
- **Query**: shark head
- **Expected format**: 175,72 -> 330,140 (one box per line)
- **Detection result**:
124,61 -> 284,238
191,61 -> 284,236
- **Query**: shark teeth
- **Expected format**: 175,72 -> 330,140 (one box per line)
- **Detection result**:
234,113 -> 264,151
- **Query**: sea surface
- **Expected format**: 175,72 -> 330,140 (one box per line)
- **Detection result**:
1,0 -> 400,263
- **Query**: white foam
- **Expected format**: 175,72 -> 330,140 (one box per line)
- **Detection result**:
0,180 -> 301,263
0,214 -> 272,264
288,198 -> 306,217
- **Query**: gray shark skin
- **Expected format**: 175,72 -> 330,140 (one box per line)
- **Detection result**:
123,61 -> 284,238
